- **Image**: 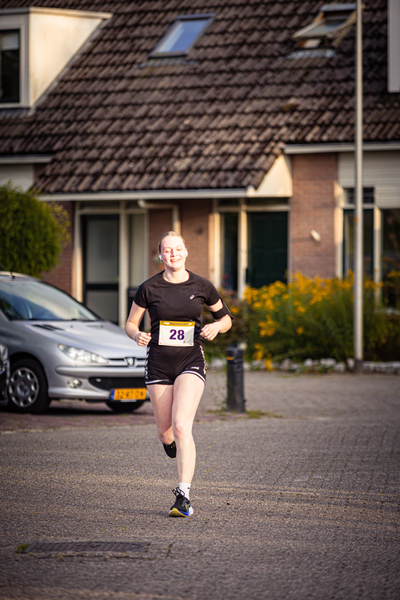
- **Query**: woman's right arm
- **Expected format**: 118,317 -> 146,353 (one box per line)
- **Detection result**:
125,301 -> 152,346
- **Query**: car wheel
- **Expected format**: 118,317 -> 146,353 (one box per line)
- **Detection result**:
8,359 -> 50,414
106,401 -> 145,413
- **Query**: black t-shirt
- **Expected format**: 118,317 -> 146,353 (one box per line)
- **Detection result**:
133,271 -> 221,346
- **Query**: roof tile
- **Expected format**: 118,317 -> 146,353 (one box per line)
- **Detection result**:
0,0 -> 396,192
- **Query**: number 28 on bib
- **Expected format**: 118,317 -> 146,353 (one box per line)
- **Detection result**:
158,321 -> 195,347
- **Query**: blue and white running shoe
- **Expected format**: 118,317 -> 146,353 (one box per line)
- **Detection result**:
169,487 -> 193,517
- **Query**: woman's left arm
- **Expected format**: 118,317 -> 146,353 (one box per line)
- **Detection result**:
200,299 -> 232,341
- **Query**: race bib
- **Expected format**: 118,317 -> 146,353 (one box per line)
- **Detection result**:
159,321 -> 195,347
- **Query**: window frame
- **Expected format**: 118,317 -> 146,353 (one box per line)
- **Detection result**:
0,29 -> 20,104
150,13 -> 215,58
213,198 -> 290,297
342,207 -> 375,279
0,15 -> 27,108
340,187 -> 380,284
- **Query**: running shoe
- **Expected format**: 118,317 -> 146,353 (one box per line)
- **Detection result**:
169,487 -> 193,517
163,441 -> 176,458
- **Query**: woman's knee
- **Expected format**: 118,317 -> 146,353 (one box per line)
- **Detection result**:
172,420 -> 193,441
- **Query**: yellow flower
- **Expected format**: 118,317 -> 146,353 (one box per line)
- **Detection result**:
264,358 -> 274,371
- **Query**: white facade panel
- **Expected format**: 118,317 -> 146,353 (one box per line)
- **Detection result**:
246,155 -> 292,197
338,151 -> 400,208
29,9 -> 105,106
388,0 -> 400,92
0,164 -> 34,190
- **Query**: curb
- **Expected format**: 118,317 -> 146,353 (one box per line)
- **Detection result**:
208,357 -> 400,374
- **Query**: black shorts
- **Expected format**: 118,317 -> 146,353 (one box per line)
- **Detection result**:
145,342 -> 206,386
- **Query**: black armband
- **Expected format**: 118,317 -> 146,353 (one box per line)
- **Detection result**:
210,301 -> 234,321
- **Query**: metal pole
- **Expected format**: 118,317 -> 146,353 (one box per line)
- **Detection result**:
353,0 -> 363,373
226,346 -> 245,413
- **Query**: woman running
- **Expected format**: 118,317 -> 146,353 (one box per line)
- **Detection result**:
125,231 -> 232,517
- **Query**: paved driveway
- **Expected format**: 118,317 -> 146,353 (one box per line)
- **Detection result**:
0,372 -> 399,599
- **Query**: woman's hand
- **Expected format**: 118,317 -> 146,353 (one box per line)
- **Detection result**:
201,313 -> 232,341
200,321 -> 222,341
134,331 -> 152,346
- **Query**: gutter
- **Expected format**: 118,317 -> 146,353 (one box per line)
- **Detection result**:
40,188 -> 248,202
0,155 -> 53,164
283,142 -> 400,154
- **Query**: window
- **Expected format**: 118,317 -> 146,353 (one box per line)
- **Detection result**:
151,14 -> 214,57
220,213 -> 238,291
292,3 -> 356,51
83,216 -> 119,323
343,209 -> 374,278
344,187 -> 374,205
0,30 -> 20,103
342,187 -> 375,278
247,212 -> 288,288
382,209 -> 400,308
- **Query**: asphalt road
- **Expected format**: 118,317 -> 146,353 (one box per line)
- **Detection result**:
0,372 -> 399,600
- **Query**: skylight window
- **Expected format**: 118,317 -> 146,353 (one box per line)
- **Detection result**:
293,3 -> 356,50
151,14 -> 214,57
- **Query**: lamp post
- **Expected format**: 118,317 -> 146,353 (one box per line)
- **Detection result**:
353,0 -> 363,373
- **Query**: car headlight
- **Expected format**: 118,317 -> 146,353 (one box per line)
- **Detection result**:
0,344 -> 8,362
58,344 -> 109,364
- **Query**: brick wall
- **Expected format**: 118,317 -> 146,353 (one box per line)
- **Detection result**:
148,200 -> 211,279
181,199 -> 211,279
41,199 -> 212,302
148,209 -> 173,277
290,153 -> 337,278
41,201 -> 74,295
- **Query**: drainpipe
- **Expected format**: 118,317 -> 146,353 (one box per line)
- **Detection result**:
137,200 -> 180,234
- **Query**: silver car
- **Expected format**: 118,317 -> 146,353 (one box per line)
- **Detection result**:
0,272 -> 148,414
0,342 -> 10,406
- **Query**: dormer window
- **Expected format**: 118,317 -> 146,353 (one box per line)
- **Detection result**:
292,3 -> 356,51
151,14 -> 214,57
0,30 -> 20,103
0,7 -> 112,109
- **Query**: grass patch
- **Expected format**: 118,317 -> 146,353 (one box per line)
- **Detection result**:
207,408 -> 282,419
16,543 -> 30,554
245,409 -> 283,419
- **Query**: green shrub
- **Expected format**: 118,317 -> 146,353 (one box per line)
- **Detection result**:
203,273 -> 400,363
245,273 -> 400,362
0,183 -> 70,277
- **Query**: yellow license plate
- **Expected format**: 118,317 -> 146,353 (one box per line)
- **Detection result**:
111,388 -> 147,401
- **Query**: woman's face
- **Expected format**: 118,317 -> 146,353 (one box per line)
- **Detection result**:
160,235 -> 187,271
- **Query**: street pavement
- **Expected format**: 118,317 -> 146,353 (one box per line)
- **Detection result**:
0,371 -> 399,600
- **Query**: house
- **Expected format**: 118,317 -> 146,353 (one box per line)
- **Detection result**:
0,0 -> 399,326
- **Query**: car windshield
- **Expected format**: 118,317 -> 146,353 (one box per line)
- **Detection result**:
0,280 -> 100,321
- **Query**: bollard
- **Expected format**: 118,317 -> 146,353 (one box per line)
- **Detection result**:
226,345 -> 245,413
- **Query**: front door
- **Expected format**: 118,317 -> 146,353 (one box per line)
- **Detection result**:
83,215 -> 119,322
247,212 -> 288,288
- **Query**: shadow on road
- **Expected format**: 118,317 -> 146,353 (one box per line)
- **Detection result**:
0,399 -> 155,431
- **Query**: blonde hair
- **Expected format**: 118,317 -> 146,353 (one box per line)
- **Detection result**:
158,231 -> 186,253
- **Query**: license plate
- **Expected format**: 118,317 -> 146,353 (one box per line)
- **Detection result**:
110,388 -> 147,401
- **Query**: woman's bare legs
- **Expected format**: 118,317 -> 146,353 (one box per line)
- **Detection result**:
172,373 -> 204,483
148,374 -> 205,483
148,384 -> 175,445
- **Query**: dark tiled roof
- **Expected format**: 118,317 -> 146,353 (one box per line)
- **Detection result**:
0,0 -> 398,193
